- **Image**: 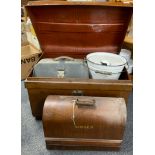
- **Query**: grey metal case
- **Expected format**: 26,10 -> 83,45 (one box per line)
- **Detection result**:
33,57 -> 89,79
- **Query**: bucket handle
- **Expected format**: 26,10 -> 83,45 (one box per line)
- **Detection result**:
89,62 -> 129,75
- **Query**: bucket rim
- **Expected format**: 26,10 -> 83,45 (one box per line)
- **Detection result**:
86,52 -> 127,67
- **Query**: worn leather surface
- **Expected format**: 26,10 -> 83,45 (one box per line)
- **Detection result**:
25,2 -> 132,58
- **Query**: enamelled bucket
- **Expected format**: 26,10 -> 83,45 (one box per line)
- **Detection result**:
86,52 -> 127,80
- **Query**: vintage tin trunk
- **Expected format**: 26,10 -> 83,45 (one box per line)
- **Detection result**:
43,95 -> 127,149
24,1 -> 133,119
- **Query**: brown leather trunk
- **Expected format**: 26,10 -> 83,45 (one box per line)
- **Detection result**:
43,95 -> 127,149
24,1 -> 133,119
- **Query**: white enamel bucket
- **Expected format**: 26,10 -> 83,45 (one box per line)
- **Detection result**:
86,52 -> 127,80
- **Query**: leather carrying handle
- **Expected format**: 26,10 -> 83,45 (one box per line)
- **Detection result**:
54,56 -> 74,61
75,98 -> 95,106
72,98 -> 95,127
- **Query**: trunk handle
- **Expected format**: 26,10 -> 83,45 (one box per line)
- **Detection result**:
75,98 -> 95,106
72,98 -> 95,128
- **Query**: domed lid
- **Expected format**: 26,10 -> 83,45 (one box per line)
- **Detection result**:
25,1 -> 132,58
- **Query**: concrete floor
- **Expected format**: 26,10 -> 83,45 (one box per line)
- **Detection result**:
21,81 -> 133,155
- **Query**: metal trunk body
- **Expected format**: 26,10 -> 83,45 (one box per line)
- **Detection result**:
24,1 -> 133,119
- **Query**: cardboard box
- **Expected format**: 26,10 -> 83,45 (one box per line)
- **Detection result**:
21,22 -> 29,46
25,18 -> 40,50
21,44 -> 42,80
26,32 -> 40,50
